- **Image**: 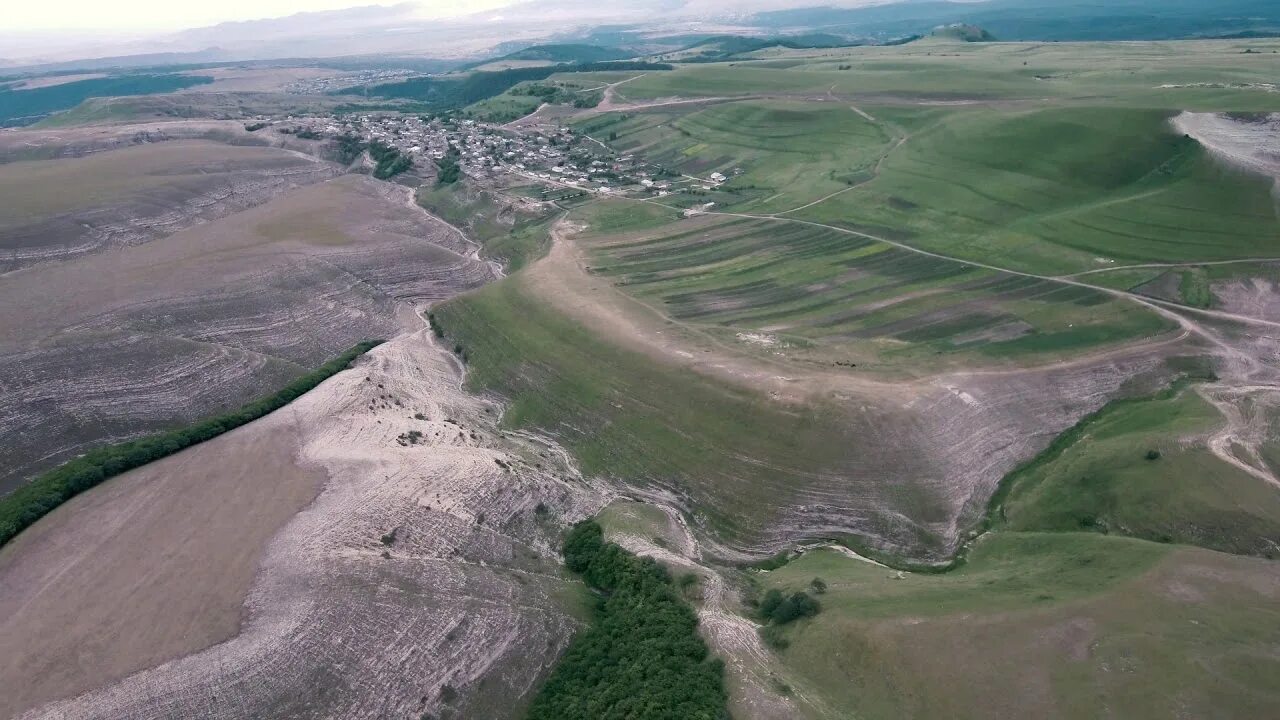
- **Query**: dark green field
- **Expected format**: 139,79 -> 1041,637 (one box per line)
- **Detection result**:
0,73 -> 213,126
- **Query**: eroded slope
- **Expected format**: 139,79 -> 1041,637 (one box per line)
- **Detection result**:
0,171 -> 496,492
3,330 -> 607,720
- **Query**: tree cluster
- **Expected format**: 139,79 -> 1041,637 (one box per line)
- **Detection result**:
435,145 -> 461,185
527,520 -> 729,720
331,134 -> 368,165
369,140 -> 413,179
760,588 -> 821,625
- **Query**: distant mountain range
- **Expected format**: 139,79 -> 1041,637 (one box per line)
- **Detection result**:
1,0 -> 1275,72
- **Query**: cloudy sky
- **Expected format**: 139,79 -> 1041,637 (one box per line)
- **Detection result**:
6,0 -> 514,32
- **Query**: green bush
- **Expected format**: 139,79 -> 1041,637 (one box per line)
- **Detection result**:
760,625 -> 790,650
426,311 -> 445,338
332,134 -> 367,165
0,340 -> 383,549
528,520 -> 728,720
770,592 -> 820,625
759,586 -> 821,626
370,140 -> 413,179
435,147 -> 461,185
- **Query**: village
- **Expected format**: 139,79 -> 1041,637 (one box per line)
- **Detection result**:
272,110 -> 734,200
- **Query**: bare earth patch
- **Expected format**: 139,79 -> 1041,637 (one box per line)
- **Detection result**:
0,421 -> 324,718
0,171 -> 497,493
5,330 -> 608,719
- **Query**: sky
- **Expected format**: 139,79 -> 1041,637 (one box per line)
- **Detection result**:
5,0 -> 511,32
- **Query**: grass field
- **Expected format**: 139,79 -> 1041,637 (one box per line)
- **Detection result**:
575,99 -> 894,213
796,105 -> 1280,275
756,534 -> 1280,720
433,277 -> 939,553
439,38 -> 1280,718
464,92 -> 543,123
416,178 -> 558,271
998,386 -> 1280,557
612,39 -> 1280,111
571,40 -> 1280,279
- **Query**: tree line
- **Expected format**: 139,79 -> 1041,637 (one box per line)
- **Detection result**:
0,340 -> 383,549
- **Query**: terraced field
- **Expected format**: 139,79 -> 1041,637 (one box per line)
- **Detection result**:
576,212 -> 1174,366
435,254 -> 1188,561
0,137 -> 338,270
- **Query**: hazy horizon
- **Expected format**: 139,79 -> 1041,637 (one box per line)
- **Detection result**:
4,0 -> 527,33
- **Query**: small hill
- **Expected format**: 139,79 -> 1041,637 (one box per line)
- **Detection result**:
657,33 -> 861,63
475,44 -> 634,68
931,24 -> 998,42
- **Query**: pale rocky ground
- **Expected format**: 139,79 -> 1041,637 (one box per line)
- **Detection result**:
4,330 -> 609,720
0,153 -> 496,493
1172,111 -> 1280,187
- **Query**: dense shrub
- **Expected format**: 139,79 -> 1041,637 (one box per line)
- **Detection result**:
760,625 -> 789,650
0,340 -> 383,549
770,591 -> 820,625
332,134 -> 367,165
528,520 -> 728,720
426,311 -> 445,338
435,145 -> 461,185
757,585 -> 821,651
759,588 -> 820,625
369,140 -> 413,179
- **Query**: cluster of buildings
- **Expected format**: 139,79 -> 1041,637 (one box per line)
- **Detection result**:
283,70 -> 420,95
273,110 -> 736,199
